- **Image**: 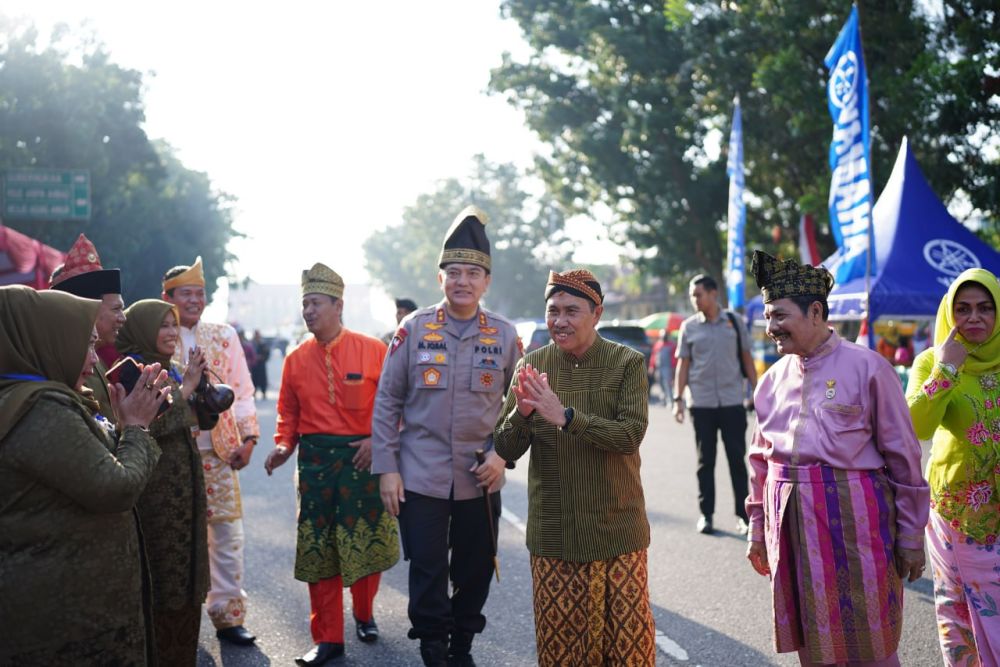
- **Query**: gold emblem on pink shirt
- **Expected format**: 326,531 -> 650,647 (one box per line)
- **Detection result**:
825,379 -> 837,399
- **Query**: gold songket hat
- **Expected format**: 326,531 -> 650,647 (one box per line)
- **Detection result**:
302,263 -> 344,299
163,256 -> 205,292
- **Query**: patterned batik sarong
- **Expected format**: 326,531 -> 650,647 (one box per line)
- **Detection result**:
295,434 -> 399,586
765,462 -> 903,664
531,549 -> 655,667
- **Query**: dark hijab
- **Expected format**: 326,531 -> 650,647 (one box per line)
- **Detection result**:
115,299 -> 178,367
0,286 -> 100,441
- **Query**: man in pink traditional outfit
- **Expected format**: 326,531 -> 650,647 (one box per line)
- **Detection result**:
163,257 -> 260,645
745,250 -> 929,667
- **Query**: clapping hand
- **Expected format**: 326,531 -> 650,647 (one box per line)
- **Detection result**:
517,365 -> 567,427
512,365 -> 537,417
111,363 -> 170,428
180,347 -> 207,400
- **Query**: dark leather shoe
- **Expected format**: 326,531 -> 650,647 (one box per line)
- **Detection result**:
355,616 -> 379,643
295,642 -> 344,666
216,625 -> 256,645
420,639 -> 449,667
448,630 -> 475,666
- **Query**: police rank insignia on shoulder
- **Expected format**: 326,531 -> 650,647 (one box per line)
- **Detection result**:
423,332 -> 444,342
390,328 -> 408,355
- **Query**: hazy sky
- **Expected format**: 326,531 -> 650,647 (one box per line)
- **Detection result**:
6,1 -> 617,293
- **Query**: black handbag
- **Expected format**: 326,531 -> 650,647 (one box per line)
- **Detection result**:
190,370 -> 235,431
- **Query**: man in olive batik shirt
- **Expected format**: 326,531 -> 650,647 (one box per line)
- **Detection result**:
488,269 -> 655,667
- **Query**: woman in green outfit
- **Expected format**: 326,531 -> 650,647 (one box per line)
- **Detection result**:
116,299 -> 211,666
907,268 -> 1000,664
0,285 -> 167,666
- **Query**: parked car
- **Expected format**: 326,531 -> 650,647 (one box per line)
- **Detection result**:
596,322 -> 653,368
515,321 -> 551,353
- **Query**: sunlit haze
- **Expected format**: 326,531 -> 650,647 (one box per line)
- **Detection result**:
6,1 -> 619,299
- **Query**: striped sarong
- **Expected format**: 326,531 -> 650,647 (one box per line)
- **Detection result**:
765,462 -> 903,664
294,434 -> 399,586
531,550 -> 655,667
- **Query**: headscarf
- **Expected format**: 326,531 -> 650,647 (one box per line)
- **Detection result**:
0,286 -> 100,441
116,299 -> 179,368
933,267 -> 1000,375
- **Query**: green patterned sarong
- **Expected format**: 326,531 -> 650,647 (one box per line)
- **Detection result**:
294,434 -> 400,585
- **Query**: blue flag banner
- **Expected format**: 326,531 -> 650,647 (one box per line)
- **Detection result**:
725,100 -> 746,308
824,5 -> 875,285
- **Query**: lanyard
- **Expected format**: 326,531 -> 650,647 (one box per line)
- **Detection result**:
0,373 -> 47,381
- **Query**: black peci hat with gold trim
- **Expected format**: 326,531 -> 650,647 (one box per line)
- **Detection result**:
439,205 -> 491,272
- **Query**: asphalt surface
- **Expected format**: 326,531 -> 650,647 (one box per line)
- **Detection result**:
197,363 -> 940,666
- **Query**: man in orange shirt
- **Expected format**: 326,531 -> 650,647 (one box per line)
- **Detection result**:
264,263 -> 399,666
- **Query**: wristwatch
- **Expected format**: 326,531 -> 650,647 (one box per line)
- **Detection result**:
560,407 -> 575,431
673,395 -> 685,403
937,362 -> 958,376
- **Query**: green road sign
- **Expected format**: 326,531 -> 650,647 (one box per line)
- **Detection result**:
2,169 -> 91,221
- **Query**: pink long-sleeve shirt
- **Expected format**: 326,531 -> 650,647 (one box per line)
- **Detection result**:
746,329 -> 929,550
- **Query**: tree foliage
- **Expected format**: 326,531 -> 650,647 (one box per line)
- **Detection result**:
0,19 -> 238,302
490,1 -> 999,292
363,155 -> 573,319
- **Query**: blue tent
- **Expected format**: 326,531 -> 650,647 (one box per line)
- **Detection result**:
826,137 -> 1000,321
747,138 -> 1000,324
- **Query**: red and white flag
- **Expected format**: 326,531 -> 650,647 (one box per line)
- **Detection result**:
798,214 -> 821,266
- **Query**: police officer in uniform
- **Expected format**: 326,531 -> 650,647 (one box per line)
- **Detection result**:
371,206 -> 520,667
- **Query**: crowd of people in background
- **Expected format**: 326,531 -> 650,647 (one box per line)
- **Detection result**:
2,214 -> 1000,666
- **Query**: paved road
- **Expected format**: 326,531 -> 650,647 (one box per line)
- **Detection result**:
197,365 -> 940,666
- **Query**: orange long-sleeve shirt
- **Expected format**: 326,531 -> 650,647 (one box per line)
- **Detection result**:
275,329 -> 387,449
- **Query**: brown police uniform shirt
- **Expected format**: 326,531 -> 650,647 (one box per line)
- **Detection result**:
371,302 -> 520,501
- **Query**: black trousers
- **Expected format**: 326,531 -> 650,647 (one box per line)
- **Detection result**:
690,405 -> 749,520
397,489 -> 501,642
